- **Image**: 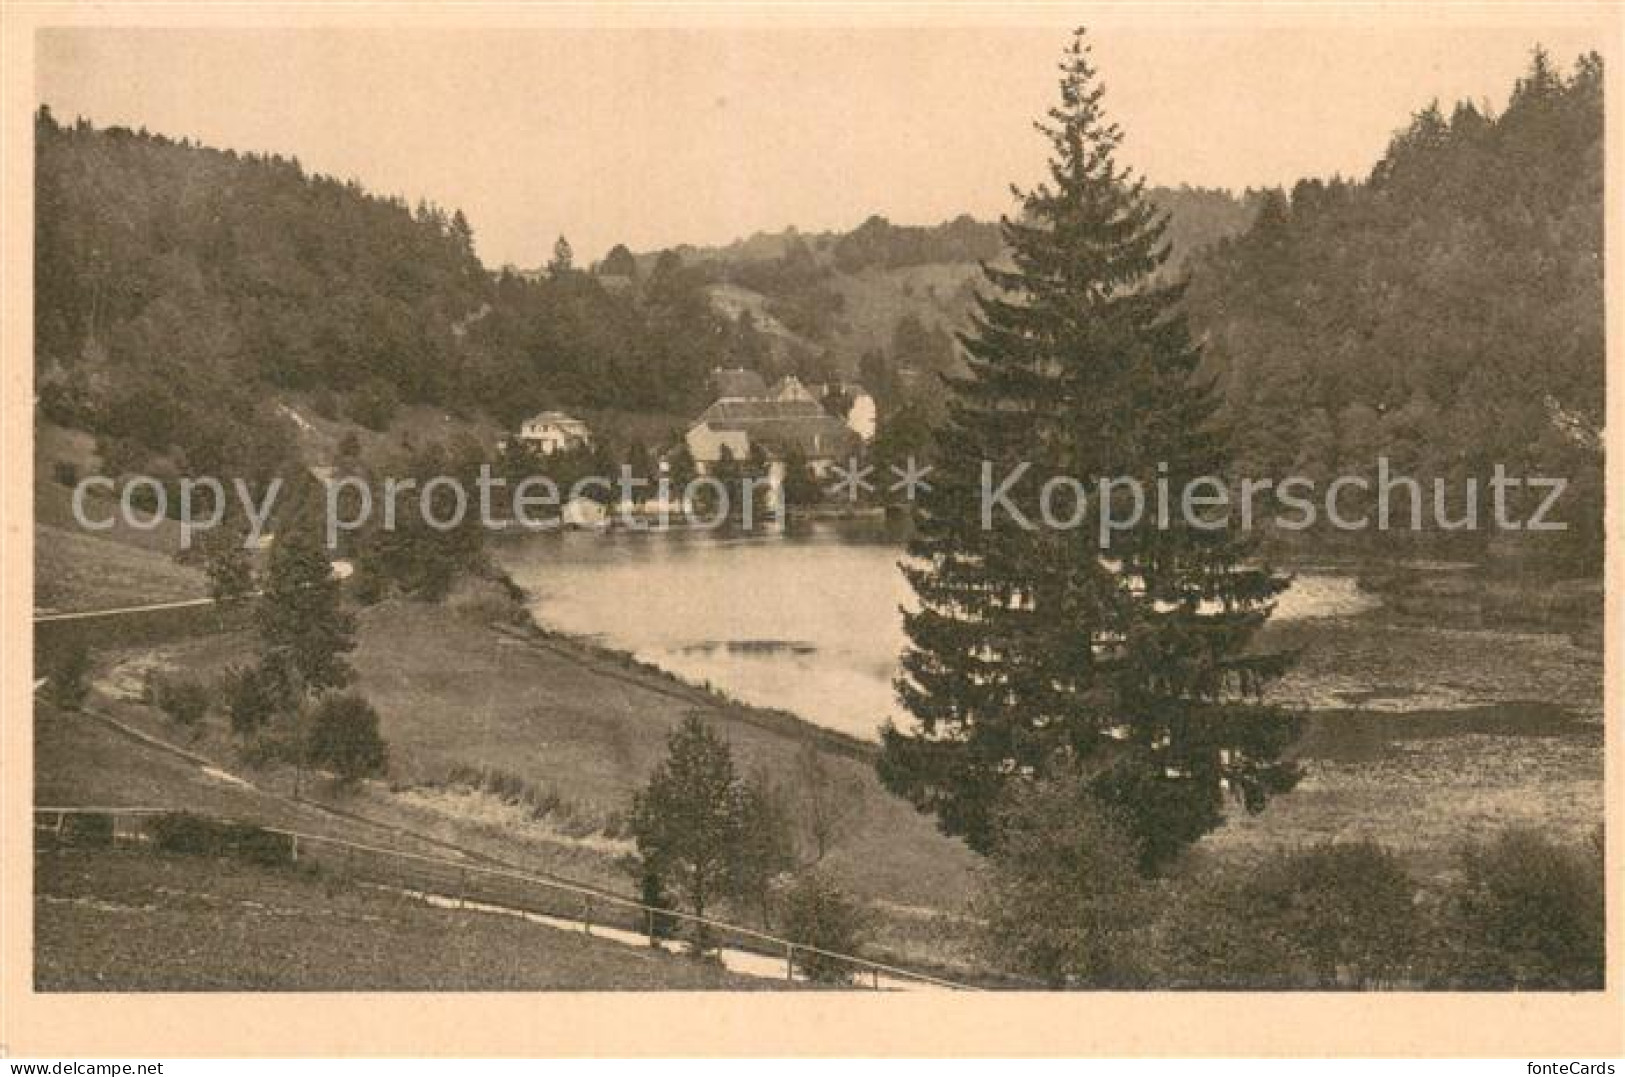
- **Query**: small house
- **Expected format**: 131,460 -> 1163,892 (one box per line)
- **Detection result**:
516,411 -> 592,455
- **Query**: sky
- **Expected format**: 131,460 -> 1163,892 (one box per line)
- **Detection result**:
36,17 -> 1612,269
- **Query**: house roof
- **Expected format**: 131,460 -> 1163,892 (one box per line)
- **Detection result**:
696,411 -> 856,463
768,375 -> 817,402
696,398 -> 827,424
711,368 -> 769,400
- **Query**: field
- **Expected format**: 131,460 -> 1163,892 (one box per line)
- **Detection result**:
42,585 -> 984,975
35,846 -> 762,991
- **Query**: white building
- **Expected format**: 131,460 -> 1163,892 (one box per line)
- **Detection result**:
516,411 -> 592,455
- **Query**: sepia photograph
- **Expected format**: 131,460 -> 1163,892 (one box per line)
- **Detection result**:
2,0 -> 1620,1062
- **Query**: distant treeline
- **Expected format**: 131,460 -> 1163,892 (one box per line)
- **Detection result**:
829,188 -> 1255,275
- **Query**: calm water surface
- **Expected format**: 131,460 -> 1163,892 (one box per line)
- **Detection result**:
496,522 -> 1379,740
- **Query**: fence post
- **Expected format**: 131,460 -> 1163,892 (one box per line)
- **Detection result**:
290,834 -> 299,864
785,943 -> 795,982
873,968 -> 881,991
582,897 -> 593,935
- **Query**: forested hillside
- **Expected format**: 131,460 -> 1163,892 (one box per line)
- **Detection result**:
34,49 -> 1606,572
34,108 -> 730,477
1185,50 -> 1604,566
35,103 -> 1254,483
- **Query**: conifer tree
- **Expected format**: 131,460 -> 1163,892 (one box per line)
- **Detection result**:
258,508 -> 356,697
878,29 -> 1302,871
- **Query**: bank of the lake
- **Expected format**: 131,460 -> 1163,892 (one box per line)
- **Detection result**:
496,522 -> 1604,877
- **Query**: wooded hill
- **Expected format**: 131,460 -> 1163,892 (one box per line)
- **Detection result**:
34,48 -> 1605,570
1184,49 -> 1603,567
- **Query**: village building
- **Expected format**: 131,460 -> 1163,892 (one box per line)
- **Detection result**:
683,395 -> 856,479
515,410 -> 592,455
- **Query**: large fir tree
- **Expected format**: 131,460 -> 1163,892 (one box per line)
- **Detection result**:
878,29 -> 1302,871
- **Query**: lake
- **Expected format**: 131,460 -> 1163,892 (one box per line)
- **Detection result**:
496,521 -> 1382,740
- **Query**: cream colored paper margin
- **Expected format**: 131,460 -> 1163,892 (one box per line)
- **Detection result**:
1,1 -> 1621,1058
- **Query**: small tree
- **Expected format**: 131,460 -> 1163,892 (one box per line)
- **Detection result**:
306,692 -> 389,785
730,771 -> 796,925
1443,828 -> 1603,989
259,514 -> 355,696
629,714 -> 749,947
153,674 -> 210,729
790,740 -> 861,865
780,872 -> 869,984
202,524 -> 255,605
778,447 -> 822,509
975,759 -> 1148,987
42,637 -> 91,711
223,660 -> 291,736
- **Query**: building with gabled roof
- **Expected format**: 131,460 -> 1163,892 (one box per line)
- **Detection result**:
515,410 -> 592,455
684,395 -> 857,477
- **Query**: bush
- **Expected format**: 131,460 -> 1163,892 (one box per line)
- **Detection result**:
1154,842 -> 1421,989
779,872 -> 869,984
347,379 -> 400,432
51,459 -> 79,487
42,639 -> 91,711
638,867 -> 682,943
60,812 -> 115,847
1245,841 -> 1421,987
152,674 -> 210,727
148,812 -> 295,867
1440,829 -> 1603,989
443,762 -> 564,819
975,764 -> 1149,987
306,692 -> 389,784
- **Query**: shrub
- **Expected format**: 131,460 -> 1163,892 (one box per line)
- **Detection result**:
779,872 -> 869,984
51,460 -> 79,487
1149,867 -> 1308,989
1246,841 -> 1421,987
223,661 -> 289,736
1154,841 -> 1421,989
148,812 -> 295,866
307,692 -> 389,784
153,674 -> 210,727
1440,829 -> 1603,989
443,763 -> 564,819
42,639 -> 91,711
60,812 -> 115,847
638,867 -> 682,943
347,379 -> 400,432
975,763 -> 1149,987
